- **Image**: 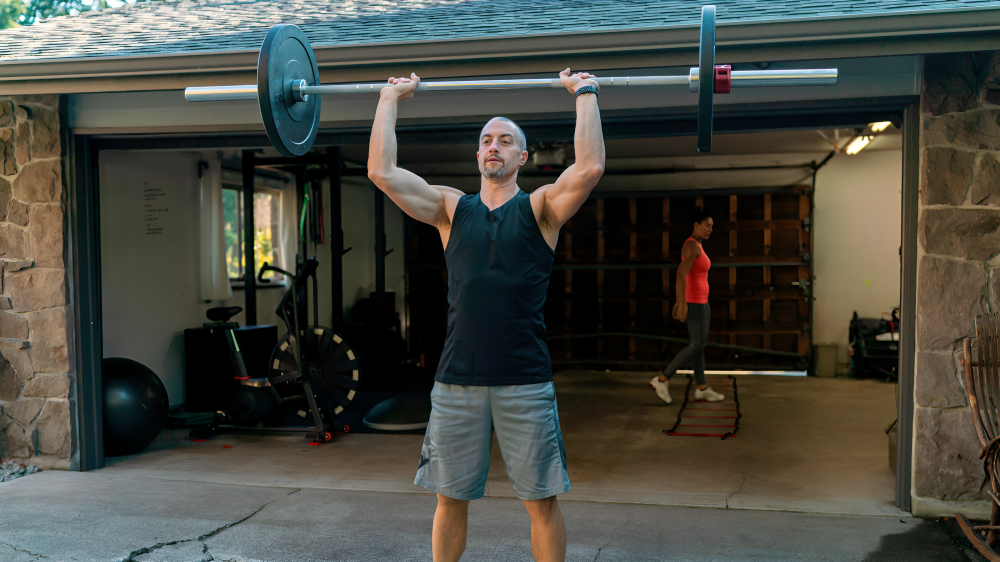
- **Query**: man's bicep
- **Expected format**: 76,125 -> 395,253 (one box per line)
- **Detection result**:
540,170 -> 597,227
374,168 -> 452,227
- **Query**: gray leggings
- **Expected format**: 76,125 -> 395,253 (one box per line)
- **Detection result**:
662,303 -> 710,385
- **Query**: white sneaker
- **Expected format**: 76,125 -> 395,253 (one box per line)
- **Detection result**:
648,376 -> 672,404
694,386 -> 725,402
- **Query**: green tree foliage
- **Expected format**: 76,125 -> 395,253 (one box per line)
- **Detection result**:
1,0 -> 112,29
0,0 -> 27,29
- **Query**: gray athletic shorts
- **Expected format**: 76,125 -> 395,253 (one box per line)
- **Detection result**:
415,381 -> 570,501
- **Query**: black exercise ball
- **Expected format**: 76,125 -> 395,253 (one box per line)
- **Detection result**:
102,357 -> 169,456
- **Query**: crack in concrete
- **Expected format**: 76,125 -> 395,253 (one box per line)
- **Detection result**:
121,488 -> 300,562
199,541 -> 215,562
593,516 -> 631,561
1,540 -> 49,560
726,459 -> 749,509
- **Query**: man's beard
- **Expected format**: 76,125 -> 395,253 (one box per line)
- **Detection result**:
482,157 -> 506,179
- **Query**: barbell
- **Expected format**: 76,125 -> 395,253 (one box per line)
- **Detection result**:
184,6 -> 838,157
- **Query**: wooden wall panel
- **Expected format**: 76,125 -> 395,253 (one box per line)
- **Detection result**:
546,187 -> 813,370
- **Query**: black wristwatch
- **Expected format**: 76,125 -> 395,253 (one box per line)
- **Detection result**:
575,85 -> 598,97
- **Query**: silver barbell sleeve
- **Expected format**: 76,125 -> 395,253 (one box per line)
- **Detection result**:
185,84 -> 258,101
688,68 -> 840,92
184,68 -> 838,102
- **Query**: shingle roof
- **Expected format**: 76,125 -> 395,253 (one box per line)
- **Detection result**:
1,0 -> 999,62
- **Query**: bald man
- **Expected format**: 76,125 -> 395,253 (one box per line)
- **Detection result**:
368,69 -> 605,562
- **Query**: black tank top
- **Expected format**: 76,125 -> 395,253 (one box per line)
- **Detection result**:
435,190 -> 555,386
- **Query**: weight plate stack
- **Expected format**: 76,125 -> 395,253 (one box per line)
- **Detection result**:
258,24 -> 322,157
697,5 -> 716,153
270,326 -> 362,421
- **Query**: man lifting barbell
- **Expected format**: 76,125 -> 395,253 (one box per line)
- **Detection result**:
367,68 -> 605,562
179,7 -> 842,559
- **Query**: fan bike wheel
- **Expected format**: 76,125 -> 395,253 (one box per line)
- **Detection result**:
269,326 -> 362,424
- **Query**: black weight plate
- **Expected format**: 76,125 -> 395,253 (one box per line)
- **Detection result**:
258,24 -> 321,157
697,5 -> 716,153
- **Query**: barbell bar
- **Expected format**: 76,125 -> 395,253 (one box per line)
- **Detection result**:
185,69 -> 838,102
183,6 -> 839,157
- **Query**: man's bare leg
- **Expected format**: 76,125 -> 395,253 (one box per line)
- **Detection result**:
433,494 -> 469,562
523,496 -> 567,562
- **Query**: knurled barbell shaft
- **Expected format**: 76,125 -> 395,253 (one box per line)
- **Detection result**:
184,68 -> 837,102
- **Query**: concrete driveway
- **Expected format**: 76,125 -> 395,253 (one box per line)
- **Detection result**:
0,470 -> 981,561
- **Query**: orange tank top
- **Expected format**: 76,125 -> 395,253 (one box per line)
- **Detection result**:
684,238 -> 710,304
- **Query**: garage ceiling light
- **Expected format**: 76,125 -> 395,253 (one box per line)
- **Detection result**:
869,121 -> 892,133
845,135 -> 873,155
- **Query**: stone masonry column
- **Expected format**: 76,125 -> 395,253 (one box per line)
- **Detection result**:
912,52 -> 1000,516
0,95 -> 73,470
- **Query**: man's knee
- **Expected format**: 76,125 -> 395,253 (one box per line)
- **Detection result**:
523,496 -> 559,519
437,494 -> 470,511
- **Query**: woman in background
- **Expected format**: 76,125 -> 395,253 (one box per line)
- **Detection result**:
648,210 -> 725,404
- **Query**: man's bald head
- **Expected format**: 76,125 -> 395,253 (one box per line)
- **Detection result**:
480,117 -> 526,152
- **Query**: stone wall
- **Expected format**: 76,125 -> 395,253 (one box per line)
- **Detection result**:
913,52 -> 1000,515
0,95 -> 73,470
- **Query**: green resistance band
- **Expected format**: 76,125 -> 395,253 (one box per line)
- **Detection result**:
299,182 -> 310,240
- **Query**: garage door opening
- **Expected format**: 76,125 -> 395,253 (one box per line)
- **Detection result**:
90,116 -> 905,516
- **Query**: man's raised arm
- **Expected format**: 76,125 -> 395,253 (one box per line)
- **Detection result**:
368,73 -> 458,228
533,69 -> 606,236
